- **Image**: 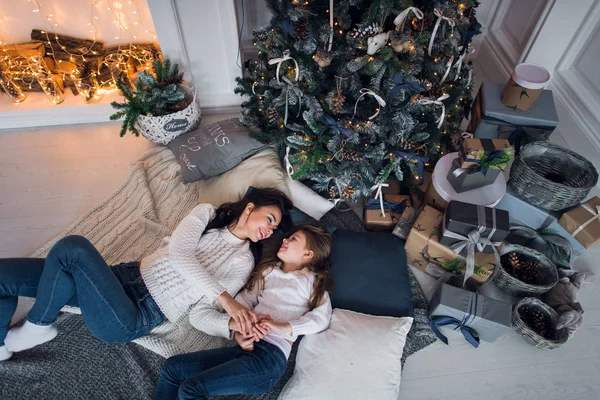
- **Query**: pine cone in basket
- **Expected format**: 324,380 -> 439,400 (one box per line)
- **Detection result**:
519,306 -> 560,341
501,252 -> 545,285
501,252 -> 521,276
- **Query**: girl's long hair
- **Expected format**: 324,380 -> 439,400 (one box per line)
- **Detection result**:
245,224 -> 334,310
204,187 -> 292,261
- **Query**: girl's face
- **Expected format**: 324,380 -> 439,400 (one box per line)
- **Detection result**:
244,203 -> 281,242
277,231 -> 314,267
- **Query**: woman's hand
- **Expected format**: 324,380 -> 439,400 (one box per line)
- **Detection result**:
251,323 -> 270,342
218,292 -> 258,336
260,320 -> 293,335
234,332 -> 254,352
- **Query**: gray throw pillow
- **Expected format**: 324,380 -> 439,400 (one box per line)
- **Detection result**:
168,118 -> 268,183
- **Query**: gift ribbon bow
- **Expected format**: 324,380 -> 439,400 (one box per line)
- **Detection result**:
443,206 -> 501,286
428,8 -> 456,57
370,183 -> 390,217
572,203 -> 600,238
269,50 -> 299,83
440,55 -> 455,84
281,76 -> 303,126
418,94 -> 449,129
393,151 -> 429,185
390,74 -> 422,102
460,147 -> 507,176
353,88 -> 387,120
454,46 -> 475,81
267,16 -> 295,39
320,114 -> 352,138
431,291 -> 481,348
393,6 -> 424,29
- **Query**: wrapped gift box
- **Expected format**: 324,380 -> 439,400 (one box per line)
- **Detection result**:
559,196 -> 600,249
363,193 -> 411,232
405,206 -> 496,284
459,138 -> 512,169
429,283 -> 513,343
467,81 -> 558,142
440,201 -> 509,253
495,186 -> 585,256
446,157 -> 503,193
424,180 -> 449,211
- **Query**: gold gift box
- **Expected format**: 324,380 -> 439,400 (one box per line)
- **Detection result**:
405,206 -> 496,284
459,138 -> 511,169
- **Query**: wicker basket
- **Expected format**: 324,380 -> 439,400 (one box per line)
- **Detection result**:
491,244 -> 559,297
512,297 -> 569,349
137,86 -> 201,145
509,141 -> 598,211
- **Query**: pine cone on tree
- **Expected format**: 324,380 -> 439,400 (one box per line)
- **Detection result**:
267,108 -> 279,125
330,89 -> 346,114
294,19 -> 309,41
341,150 -> 362,162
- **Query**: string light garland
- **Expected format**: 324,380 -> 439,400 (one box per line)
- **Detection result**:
0,0 -> 160,106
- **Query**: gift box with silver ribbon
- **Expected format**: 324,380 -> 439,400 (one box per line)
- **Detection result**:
440,201 -> 509,253
446,157 -> 502,193
429,283 -> 513,345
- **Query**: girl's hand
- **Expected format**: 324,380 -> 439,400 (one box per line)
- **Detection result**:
234,332 -> 254,352
260,320 -> 293,334
218,292 -> 258,336
251,324 -> 270,342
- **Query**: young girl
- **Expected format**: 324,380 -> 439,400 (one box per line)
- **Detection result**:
154,224 -> 334,400
0,188 -> 292,361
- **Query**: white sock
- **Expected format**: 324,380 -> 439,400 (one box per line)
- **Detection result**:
5,321 -> 58,352
0,345 -> 13,361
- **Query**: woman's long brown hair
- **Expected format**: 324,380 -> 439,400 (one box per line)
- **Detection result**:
244,224 -> 334,310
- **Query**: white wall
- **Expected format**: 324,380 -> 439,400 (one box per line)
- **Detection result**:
149,0 -> 243,112
0,0 -> 157,47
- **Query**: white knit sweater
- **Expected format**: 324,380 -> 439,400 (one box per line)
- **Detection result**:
236,264 -> 332,358
140,203 -> 255,338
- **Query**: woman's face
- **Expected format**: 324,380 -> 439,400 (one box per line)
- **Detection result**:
244,204 -> 282,242
277,231 -> 313,266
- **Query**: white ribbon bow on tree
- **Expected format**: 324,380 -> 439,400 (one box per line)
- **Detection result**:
454,46 -> 475,81
572,204 -> 600,237
268,49 -> 299,83
440,55 -> 455,84
370,182 -> 390,217
284,146 -> 294,177
418,94 -> 449,129
428,8 -> 456,57
394,6 -> 424,29
353,88 -> 387,120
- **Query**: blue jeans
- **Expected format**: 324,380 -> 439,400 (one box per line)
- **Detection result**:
154,340 -> 287,400
0,235 -> 164,346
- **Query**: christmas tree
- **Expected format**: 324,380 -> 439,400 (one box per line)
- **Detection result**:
235,0 -> 481,200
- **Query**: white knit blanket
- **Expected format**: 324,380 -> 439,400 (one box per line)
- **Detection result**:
32,147 -> 228,358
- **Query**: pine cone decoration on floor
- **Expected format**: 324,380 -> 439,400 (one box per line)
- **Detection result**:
267,108 -> 279,125
519,259 -> 544,284
519,306 -> 559,340
330,89 -> 346,114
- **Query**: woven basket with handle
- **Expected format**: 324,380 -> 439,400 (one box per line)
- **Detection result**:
491,244 -> 559,297
512,297 -> 569,349
509,141 -> 598,211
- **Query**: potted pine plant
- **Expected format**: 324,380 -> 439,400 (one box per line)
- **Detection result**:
110,58 -> 201,145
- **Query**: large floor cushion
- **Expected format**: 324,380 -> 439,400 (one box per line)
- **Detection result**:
329,229 -> 414,318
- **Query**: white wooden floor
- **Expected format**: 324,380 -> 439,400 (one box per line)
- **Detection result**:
1,118 -> 599,400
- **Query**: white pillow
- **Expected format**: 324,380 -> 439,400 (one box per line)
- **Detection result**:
286,177 -> 334,220
196,148 -> 290,207
278,309 -> 413,400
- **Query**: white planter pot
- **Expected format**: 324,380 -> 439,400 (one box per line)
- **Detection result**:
137,87 -> 201,145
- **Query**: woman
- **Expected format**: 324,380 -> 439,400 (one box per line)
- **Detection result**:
154,224 -> 334,400
0,188 -> 292,361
